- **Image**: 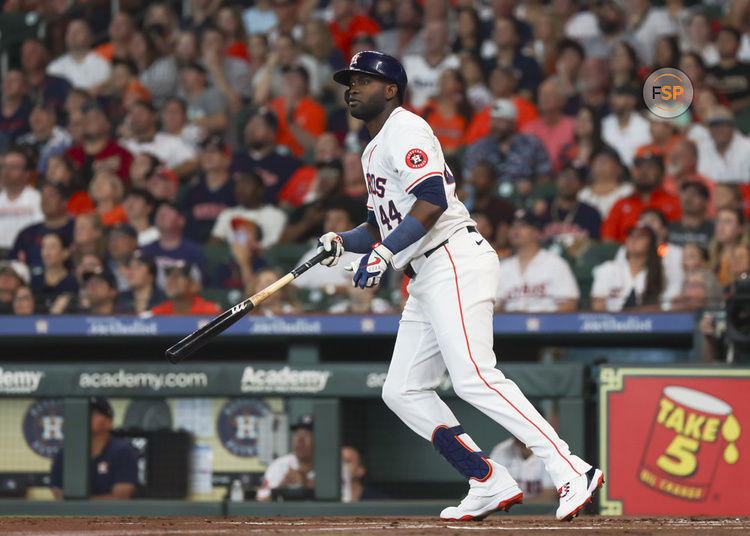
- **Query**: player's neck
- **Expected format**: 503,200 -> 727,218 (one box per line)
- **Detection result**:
365,104 -> 400,138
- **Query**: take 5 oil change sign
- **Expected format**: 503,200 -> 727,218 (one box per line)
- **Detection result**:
599,368 -> 747,515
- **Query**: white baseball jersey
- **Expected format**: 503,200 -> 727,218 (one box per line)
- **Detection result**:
490,438 -> 555,498
255,453 -> 314,501
496,249 -> 580,312
361,107 -> 474,270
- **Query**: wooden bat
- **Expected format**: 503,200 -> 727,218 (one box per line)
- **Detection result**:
165,250 -> 330,363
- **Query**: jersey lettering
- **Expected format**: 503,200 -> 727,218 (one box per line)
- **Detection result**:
366,173 -> 387,198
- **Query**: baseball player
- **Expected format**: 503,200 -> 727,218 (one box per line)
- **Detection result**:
318,51 -> 602,521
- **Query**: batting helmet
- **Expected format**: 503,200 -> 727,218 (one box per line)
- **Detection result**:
333,51 -> 408,102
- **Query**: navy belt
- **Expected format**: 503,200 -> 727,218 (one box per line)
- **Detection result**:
404,226 -> 477,280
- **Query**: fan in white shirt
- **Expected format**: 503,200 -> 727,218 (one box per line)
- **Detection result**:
46,19 -> 111,90
592,224 -> 672,312
210,171 -> 287,249
601,86 -> 652,167
0,149 -> 43,250
496,211 -> 580,313
696,106 -> 750,183
402,20 -> 460,110
120,100 -> 198,172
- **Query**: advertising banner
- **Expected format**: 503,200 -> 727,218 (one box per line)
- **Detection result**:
599,367 -> 749,516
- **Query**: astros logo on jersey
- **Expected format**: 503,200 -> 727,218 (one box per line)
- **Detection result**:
406,148 -> 428,169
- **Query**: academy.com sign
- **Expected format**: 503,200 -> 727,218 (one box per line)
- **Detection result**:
241,366 -> 331,393
79,369 -> 208,391
0,368 -> 44,393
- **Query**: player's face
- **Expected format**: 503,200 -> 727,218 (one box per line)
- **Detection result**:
347,73 -> 395,121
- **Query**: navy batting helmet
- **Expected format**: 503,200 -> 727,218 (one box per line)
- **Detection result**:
333,51 -> 407,102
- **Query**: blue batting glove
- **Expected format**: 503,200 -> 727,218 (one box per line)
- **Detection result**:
348,243 -> 393,288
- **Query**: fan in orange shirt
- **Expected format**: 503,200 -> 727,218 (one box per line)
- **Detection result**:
150,261 -> 220,316
421,68 -> 473,155
328,0 -> 380,59
463,65 -> 537,145
268,65 -> 326,157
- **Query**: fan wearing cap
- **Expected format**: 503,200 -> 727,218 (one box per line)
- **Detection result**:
592,223 -> 667,312
601,147 -> 681,242
463,98 -> 553,185
10,181 -> 75,276
182,135 -> 237,243
147,166 -> 180,204
496,210 -> 580,313
50,397 -> 138,500
267,64 -> 326,158
601,84 -> 651,167
64,101 -> 133,184
257,415 -> 315,502
0,261 -> 31,314
150,260 -> 219,315
696,106 -> 750,182
119,99 -> 198,173
80,267 -> 123,315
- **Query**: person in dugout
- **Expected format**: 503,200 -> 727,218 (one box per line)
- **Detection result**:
50,397 -> 138,500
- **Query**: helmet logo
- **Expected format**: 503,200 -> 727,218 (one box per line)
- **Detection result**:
351,53 -> 362,67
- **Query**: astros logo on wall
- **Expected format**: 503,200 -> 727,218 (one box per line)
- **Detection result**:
643,68 -> 694,119
23,399 -> 65,458
217,399 -> 270,457
405,148 -> 428,169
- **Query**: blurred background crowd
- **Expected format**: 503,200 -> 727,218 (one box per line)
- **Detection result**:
0,0 -> 749,318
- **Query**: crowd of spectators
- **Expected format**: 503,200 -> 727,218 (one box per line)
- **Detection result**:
1,0 -> 750,318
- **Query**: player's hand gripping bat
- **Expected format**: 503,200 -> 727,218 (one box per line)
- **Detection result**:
165,250 -> 329,363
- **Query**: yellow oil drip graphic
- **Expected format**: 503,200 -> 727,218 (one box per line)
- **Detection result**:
722,414 -> 741,464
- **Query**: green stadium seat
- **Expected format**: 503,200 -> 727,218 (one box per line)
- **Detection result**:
203,242 -> 233,287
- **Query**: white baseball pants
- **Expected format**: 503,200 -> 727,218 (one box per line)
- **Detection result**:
382,228 -> 591,487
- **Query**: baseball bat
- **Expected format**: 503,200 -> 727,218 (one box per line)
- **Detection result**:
165,250 -> 330,363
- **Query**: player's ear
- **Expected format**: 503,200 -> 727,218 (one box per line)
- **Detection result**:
385,82 -> 398,102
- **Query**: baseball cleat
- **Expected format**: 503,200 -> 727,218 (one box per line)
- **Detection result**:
440,485 -> 523,521
555,467 -> 604,521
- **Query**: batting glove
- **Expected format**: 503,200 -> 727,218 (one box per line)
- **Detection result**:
317,232 -> 344,267
348,243 -> 393,288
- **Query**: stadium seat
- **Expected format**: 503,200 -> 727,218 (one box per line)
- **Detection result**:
203,242 -> 233,287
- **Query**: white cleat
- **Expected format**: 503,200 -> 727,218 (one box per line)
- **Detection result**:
440,461 -> 523,522
555,467 -> 604,522
440,484 -> 523,522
